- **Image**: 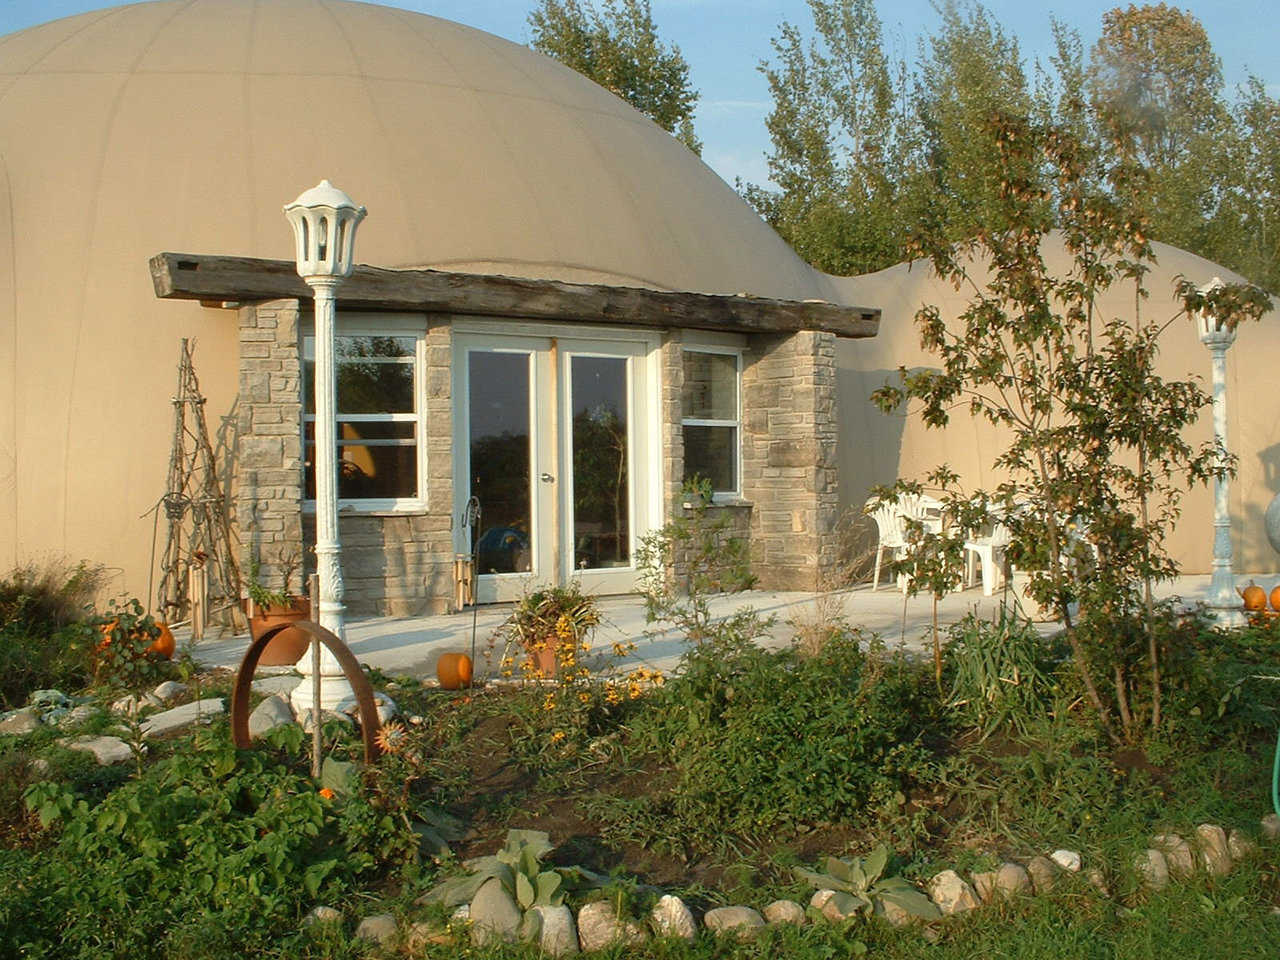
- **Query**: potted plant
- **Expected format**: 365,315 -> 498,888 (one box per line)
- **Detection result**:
500,582 -> 601,678
244,551 -> 310,666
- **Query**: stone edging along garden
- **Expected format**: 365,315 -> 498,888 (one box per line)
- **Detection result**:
325,814 -> 1280,955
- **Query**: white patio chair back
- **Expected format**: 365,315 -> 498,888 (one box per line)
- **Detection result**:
866,494 -> 941,592
963,517 -> 1013,596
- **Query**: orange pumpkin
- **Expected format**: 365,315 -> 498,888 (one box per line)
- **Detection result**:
149,622 -> 176,660
436,652 -> 473,690
98,619 -> 176,660
1240,582 -> 1267,612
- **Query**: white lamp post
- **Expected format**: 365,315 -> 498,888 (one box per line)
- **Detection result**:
284,180 -> 367,712
1196,276 -> 1244,626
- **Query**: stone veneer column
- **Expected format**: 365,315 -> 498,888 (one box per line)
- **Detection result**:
659,331 -> 685,523
235,299 -> 305,595
740,330 -> 840,591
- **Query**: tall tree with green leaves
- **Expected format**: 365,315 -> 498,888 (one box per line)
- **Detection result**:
528,0 -> 701,154
913,1 -> 1036,241
746,0 -> 912,275
1219,78 -> 1280,292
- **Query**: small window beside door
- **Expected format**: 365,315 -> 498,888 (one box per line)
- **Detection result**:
681,349 -> 740,496
303,332 -> 425,510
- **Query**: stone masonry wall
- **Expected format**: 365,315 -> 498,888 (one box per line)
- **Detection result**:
237,308 -> 456,617
740,330 -> 840,591
659,331 -> 685,522
236,299 -> 306,598
305,317 -> 456,617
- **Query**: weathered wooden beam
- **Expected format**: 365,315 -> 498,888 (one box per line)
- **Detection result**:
150,252 -> 880,339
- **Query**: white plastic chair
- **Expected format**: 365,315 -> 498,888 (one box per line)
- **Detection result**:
867,497 -> 907,592
867,494 -> 944,592
963,520 -> 1012,596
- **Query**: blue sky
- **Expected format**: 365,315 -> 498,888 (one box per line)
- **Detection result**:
2,0 -> 1274,189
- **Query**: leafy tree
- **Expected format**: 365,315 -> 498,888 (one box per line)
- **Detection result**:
1087,4 -> 1233,273
913,1 -> 1035,240
745,0 -> 911,275
1088,3 -> 1226,171
1214,77 -> 1280,293
749,1 -> 1036,273
872,110 -> 1272,742
528,0 -> 701,153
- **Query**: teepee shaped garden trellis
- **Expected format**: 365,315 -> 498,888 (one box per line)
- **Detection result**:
154,339 -> 245,636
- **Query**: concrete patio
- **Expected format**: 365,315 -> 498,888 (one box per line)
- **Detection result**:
185,573 -> 1270,682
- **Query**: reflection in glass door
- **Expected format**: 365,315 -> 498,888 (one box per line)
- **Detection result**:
568,356 -> 630,571
455,329 -> 655,602
467,351 -> 533,576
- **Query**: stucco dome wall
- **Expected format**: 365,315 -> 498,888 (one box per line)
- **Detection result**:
0,0 -> 838,596
829,238 -> 1280,575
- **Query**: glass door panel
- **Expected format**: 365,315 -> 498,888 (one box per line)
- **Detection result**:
455,329 -> 655,603
467,351 -> 533,575
569,356 -> 630,571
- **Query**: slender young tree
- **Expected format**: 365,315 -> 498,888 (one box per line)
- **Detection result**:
872,111 -> 1272,742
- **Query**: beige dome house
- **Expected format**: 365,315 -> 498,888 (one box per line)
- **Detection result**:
0,0 -> 1272,620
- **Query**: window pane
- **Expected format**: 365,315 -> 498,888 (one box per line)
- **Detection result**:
683,425 -> 737,493
337,335 -> 415,359
304,360 -> 414,414
571,356 -> 629,569
304,422 -> 417,499
469,352 -> 532,574
682,352 -> 737,420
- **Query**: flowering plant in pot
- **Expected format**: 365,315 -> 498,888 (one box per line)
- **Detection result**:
499,582 -> 600,679
244,553 -> 310,666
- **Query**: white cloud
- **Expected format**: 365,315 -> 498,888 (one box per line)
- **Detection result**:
699,98 -> 771,114
703,148 -> 771,190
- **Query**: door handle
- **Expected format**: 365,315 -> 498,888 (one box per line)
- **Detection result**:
540,473 -> 555,483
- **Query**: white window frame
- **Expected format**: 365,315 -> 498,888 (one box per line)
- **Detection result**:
301,312 -> 428,514
681,342 -> 743,502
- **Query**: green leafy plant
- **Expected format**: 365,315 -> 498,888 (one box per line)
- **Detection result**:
494,582 -> 602,677
598,630 -> 947,855
946,608 -> 1061,737
10,727 -> 415,958
0,560 -> 106,709
872,108 -> 1272,743
636,475 -> 758,644
244,555 -> 297,610
419,829 -> 601,911
91,597 -> 169,692
795,845 -> 941,921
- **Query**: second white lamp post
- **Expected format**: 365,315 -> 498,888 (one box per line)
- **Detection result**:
1196,276 -> 1245,627
284,180 -> 367,712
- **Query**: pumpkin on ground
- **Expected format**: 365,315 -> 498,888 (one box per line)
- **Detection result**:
436,652 -> 473,690
97,619 -> 176,660
1240,583 -> 1267,611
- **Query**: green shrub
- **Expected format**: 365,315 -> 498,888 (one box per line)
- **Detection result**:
0,560 -> 105,709
1159,609 -> 1280,744
2,727 -> 418,959
945,608 -> 1062,737
598,630 -> 948,853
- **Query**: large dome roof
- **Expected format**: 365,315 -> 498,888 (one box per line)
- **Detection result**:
0,0 -> 843,593
0,0 -> 831,297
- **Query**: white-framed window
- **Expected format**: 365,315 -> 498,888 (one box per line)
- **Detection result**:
681,346 -> 741,497
302,318 -> 427,512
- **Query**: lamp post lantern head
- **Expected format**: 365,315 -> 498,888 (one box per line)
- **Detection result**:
284,180 -> 366,281
1195,276 -> 1237,350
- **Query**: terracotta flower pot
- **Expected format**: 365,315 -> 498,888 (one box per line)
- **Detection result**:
526,635 -> 560,678
247,597 -> 312,666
